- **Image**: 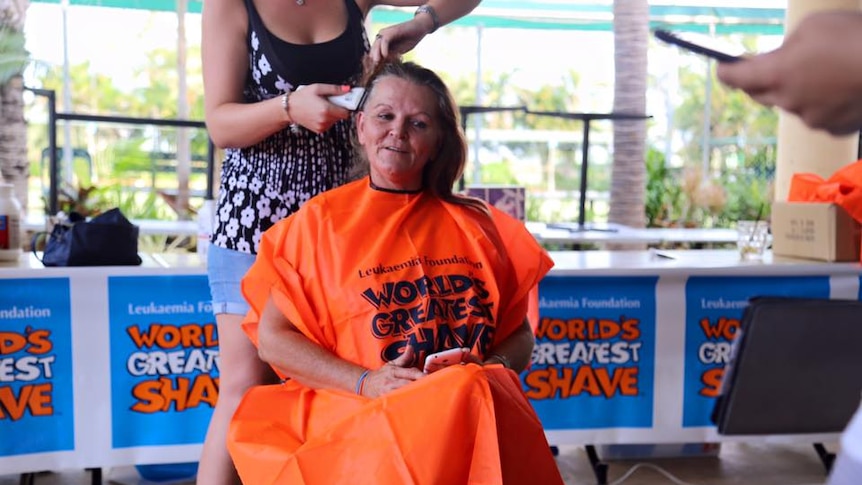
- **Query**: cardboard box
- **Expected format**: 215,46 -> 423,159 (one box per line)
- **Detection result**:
771,202 -> 861,262
465,185 -> 526,222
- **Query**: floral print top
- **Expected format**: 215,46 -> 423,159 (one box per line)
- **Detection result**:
212,0 -> 368,254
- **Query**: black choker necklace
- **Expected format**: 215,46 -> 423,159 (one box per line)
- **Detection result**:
369,180 -> 423,194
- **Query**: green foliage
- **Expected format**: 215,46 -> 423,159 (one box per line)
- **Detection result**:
525,196 -> 543,222
644,148 -> 683,227
478,162 -> 519,185
96,184 -> 173,220
51,181 -> 174,219
0,26 -> 28,84
28,46 -> 209,218
671,60 -> 778,171
643,145 -> 774,229
54,185 -> 101,217
716,175 -> 772,226
711,147 -> 774,226
22,22 -> 778,231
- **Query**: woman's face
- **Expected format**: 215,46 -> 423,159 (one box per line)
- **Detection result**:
356,76 -> 440,191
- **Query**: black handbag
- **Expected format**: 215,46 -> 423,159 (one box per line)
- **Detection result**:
34,208 -> 142,267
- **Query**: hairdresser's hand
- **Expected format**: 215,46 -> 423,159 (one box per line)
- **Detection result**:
369,17 -> 430,64
360,346 -> 425,398
288,84 -> 353,134
716,11 -> 862,136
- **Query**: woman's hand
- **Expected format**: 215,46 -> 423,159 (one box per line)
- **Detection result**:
360,346 -> 425,398
369,19 -> 430,64
288,84 -> 353,134
716,11 -> 862,136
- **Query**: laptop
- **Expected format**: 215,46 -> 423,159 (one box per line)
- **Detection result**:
712,297 -> 862,435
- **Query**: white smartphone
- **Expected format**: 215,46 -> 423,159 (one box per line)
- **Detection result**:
654,29 -> 742,63
423,347 -> 469,374
327,87 -> 366,111
294,86 -> 367,111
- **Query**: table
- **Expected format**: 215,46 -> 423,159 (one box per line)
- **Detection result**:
528,221 -> 740,247
0,250 -> 858,475
22,214 -> 198,238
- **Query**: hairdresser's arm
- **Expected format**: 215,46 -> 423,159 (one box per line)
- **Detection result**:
369,0 -> 482,62
202,0 -> 285,148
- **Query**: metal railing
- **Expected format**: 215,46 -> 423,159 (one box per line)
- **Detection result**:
26,87 -> 215,215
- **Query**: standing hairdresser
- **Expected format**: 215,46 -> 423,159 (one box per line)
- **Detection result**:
199,2 -> 481,484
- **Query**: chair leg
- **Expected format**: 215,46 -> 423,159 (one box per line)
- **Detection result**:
86,467 -> 102,485
813,443 -> 835,474
585,444 -> 609,485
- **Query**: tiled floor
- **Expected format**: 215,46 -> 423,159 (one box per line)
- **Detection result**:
555,441 -> 832,484
1,441 -> 835,485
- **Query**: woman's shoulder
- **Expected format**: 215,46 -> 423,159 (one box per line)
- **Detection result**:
271,178 -> 367,230
308,178 -> 367,207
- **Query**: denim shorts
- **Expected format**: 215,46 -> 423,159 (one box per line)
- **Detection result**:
207,244 -> 257,316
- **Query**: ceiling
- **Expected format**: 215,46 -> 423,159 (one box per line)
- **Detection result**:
30,0 -> 786,35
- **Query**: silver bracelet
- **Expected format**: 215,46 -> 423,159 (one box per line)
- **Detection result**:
489,353 -> 510,369
414,5 -> 440,34
281,92 -> 300,134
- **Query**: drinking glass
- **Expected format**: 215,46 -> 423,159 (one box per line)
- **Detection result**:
736,220 -> 769,260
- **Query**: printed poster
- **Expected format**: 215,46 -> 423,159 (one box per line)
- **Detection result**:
526,275 -> 657,429
0,278 -> 74,456
109,275 -> 217,448
682,275 -> 830,427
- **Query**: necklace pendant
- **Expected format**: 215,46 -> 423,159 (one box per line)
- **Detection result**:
296,0 -> 305,5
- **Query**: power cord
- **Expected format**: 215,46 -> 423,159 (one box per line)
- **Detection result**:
608,462 -> 703,485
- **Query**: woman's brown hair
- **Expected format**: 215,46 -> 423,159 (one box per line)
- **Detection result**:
352,60 -> 489,215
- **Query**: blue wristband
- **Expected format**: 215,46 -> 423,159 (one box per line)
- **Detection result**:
355,369 -> 370,395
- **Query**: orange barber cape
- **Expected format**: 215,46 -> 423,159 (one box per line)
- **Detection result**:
229,365 -> 564,485
229,179 -> 560,484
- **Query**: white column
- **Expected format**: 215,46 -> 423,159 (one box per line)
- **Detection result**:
775,0 -> 862,201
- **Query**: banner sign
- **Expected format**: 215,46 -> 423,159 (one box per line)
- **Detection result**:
526,275 -> 658,429
108,275 -> 218,448
0,278 -> 74,456
682,275 -> 830,427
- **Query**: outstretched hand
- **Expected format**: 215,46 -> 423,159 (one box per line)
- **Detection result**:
716,11 -> 862,136
360,346 -> 425,398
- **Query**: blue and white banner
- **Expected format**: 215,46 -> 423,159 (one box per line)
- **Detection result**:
0,278 -> 74,456
108,275 -> 218,448
682,275 -> 830,427
526,275 -> 658,429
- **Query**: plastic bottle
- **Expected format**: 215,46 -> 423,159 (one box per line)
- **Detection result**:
196,199 -> 215,257
0,183 -> 22,261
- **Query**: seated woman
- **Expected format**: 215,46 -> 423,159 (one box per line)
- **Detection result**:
228,60 -> 563,485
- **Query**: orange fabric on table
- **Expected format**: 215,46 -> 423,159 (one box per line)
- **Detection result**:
230,178 -> 560,485
788,159 -> 862,223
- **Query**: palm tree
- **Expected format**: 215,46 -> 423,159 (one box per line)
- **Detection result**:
0,0 -> 30,212
609,0 -> 649,232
